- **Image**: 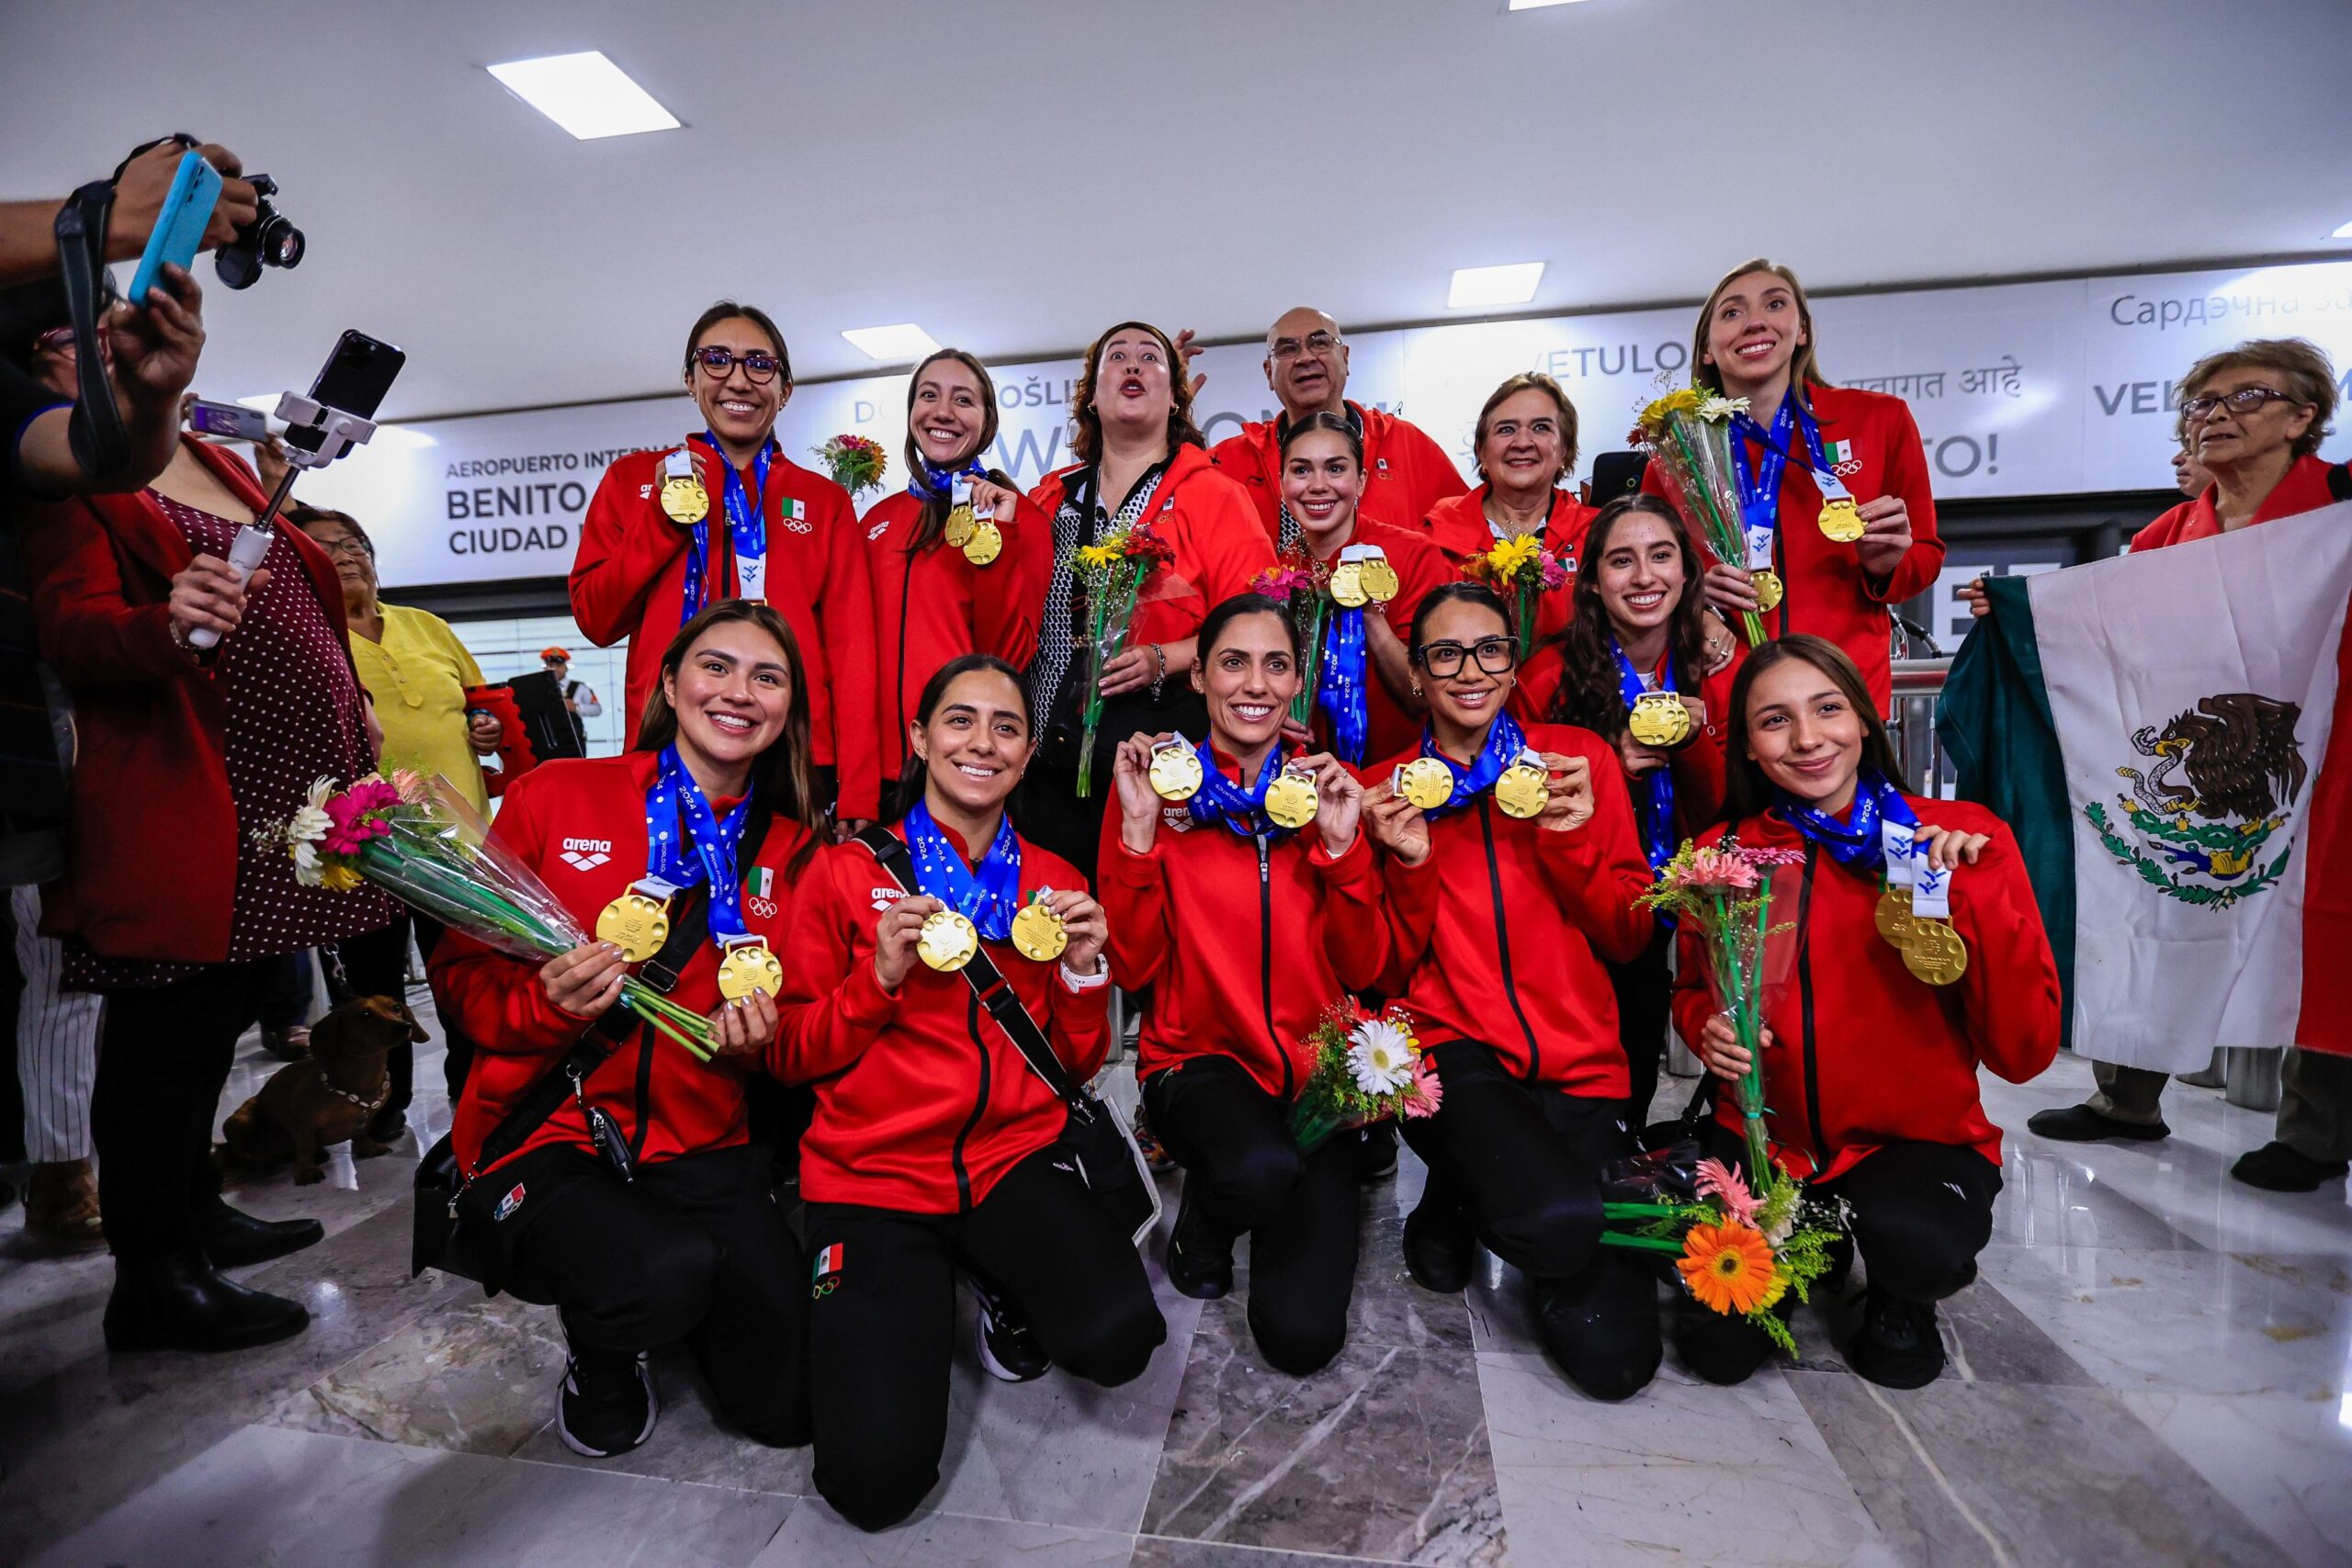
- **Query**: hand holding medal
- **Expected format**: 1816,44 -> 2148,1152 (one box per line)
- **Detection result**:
659,447 -> 711,526
1363,774 -> 1433,866
1532,752 -> 1594,833
707,983 -> 779,1056
873,894 -> 951,990
1147,733 -> 1206,801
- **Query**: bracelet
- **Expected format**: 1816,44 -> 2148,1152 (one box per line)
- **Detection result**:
1148,642 -> 1166,700
1059,956 -> 1111,992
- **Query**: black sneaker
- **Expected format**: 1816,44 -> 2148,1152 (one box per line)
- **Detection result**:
1402,1191 -> 1476,1294
1355,1123 -> 1399,1182
1846,1287 -> 1946,1389
364,1105 -> 408,1145
2231,1140 -> 2352,1192
972,1281 -> 1051,1383
1164,1188 -> 1233,1301
2026,1104 -> 2168,1143
558,1349 -> 657,1458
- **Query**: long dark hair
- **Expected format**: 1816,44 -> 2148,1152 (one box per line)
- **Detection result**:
636,601 -> 824,879
1197,592 -> 1302,664
1719,635 -> 1903,825
890,652 -> 1035,822
1544,494 -> 1709,734
902,348 -> 1020,553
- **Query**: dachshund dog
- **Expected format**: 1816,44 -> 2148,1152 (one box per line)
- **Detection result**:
220,995 -> 426,1184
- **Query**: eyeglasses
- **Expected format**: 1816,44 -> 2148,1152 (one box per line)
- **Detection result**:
311,536 -> 372,558
693,346 -> 784,383
1271,331 -> 1340,362
2180,385 -> 2302,422
31,325 -> 74,355
1418,637 -> 1518,678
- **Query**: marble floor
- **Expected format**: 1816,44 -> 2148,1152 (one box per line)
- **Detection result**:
3,991 -> 2347,1568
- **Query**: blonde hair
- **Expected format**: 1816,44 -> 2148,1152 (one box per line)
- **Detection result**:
1692,258 -> 1828,400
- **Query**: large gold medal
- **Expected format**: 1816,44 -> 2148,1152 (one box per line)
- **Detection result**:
962,519 -> 1003,567
1328,561 -> 1369,609
595,890 -> 672,963
918,908 -> 980,973
1263,764 -> 1320,830
1750,568 -> 1785,613
1396,756 -> 1456,812
1494,753 -> 1551,820
1627,693 -> 1692,749
660,476 -> 710,525
717,937 -> 783,1001
1874,885 -> 1919,950
1901,918 -> 1968,987
943,502 -> 978,548
1818,498 -> 1865,543
1148,738 -> 1205,801
1357,549 -> 1401,604
1010,891 -> 1069,964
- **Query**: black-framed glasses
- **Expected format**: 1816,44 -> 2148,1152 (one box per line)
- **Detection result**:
2181,385 -> 2301,422
693,346 -> 783,383
1418,637 -> 1518,678
1271,331 -> 1340,362
312,535 -> 372,559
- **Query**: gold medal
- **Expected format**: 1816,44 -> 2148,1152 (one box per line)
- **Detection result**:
1396,756 -> 1455,812
1901,918 -> 1968,987
716,937 -> 783,1001
918,908 -> 980,973
943,502 -> 977,548
1751,568 -> 1785,613
1495,756 -> 1551,819
962,520 -> 1003,567
1874,885 -> 1919,949
660,476 -> 709,525
1263,764 -> 1320,830
1148,739 -> 1205,801
1627,692 -> 1692,749
1328,561 -> 1368,609
594,891 -> 671,963
1010,892 -> 1069,964
1818,498 -> 1865,543
1357,551 -> 1401,604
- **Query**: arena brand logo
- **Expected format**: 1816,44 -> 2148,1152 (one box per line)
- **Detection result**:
1162,807 -> 1194,833
560,837 -> 614,872
870,887 -> 902,911
867,518 -> 890,541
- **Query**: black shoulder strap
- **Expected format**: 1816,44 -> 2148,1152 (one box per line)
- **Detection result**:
52,181 -> 129,479
854,824 -> 1076,1105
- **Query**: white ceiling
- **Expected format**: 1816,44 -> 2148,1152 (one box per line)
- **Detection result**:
7,0 -> 2348,423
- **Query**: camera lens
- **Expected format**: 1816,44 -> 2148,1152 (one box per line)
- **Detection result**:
262,218 -> 305,271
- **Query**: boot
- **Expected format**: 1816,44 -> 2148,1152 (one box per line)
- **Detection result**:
24,1159 -> 104,1246
1402,1179 -> 1477,1294
1846,1285 -> 1946,1389
198,1200 -> 324,1269
1164,1183 -> 1234,1301
103,1250 -> 310,1352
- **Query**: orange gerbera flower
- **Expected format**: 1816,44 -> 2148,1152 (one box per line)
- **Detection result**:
1677,1221 -> 1781,1315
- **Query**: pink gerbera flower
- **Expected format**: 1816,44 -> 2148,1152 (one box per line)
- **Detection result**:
320,788 -> 392,854
1694,1156 -> 1762,1226
1403,1054 -> 1443,1119
1679,847 -> 1760,892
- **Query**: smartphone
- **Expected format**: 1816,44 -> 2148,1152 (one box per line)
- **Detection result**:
284,331 -> 407,455
127,151 -> 223,307
187,398 -> 268,441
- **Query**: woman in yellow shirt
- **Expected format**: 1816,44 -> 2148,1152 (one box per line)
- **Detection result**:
293,504 -> 501,1132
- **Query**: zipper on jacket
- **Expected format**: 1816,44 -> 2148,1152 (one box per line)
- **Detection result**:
628,1026 -> 654,1161
1794,844 -> 1826,1171
1256,833 -> 1291,1099
892,560 -> 914,774
949,989 -> 991,1212
1478,798 -> 1542,1079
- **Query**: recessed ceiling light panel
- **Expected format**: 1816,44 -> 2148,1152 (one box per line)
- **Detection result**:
1448,263 -> 1546,310
487,51 -> 680,140
842,324 -> 944,363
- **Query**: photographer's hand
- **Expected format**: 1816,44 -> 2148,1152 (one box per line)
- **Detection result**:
11,265 -> 206,496
107,141 -> 256,262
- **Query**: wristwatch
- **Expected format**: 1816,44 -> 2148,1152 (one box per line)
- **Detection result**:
1059,955 -> 1110,992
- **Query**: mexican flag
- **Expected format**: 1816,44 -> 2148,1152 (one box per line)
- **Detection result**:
1939,502 -> 2352,1067
1823,438 -> 1857,468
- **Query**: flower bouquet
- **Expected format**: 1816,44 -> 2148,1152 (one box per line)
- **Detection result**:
1250,550 -> 1330,730
1464,529 -> 1566,660
814,433 -> 888,499
261,773 -> 716,1061
1288,1000 -> 1442,1152
1071,522 -> 1177,795
1631,388 -> 1765,646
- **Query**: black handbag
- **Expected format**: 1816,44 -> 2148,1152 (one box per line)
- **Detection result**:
856,827 -> 1160,1245
413,867 -> 724,1290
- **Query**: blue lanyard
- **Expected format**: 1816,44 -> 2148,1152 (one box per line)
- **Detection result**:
684,433 -> 772,623
1728,395 -> 1798,565
646,745 -> 754,942
1187,740 -> 1293,839
903,799 -> 1024,940
1773,769 -> 1912,874
910,457 -> 988,501
1611,638 -> 1676,874
1419,712 -> 1529,820
1316,606 -> 1371,765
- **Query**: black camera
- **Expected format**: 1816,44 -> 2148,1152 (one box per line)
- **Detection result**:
214,174 -> 304,290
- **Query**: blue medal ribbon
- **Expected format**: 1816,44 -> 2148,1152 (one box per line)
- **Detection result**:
910,456 -> 989,501
646,745 -> 754,943
1772,768 -> 1914,874
1186,740 -> 1294,839
1316,606 -> 1371,765
1419,711 -> 1530,820
1728,395 -> 1797,570
903,798 -> 1024,941
1612,637 -> 1677,874
683,432 -> 773,623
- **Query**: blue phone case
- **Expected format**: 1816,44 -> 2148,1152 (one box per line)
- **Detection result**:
127,152 -> 222,306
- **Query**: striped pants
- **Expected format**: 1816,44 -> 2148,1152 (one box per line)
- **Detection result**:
11,885 -> 100,1162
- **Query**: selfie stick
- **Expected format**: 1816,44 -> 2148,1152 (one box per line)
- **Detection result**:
187,392 -> 379,650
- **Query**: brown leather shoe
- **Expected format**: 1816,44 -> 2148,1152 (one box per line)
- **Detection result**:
25,1159 -> 104,1246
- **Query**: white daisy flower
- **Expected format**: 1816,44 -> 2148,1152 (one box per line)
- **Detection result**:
291,840 -> 324,887
287,777 -> 335,846
1346,1017 -> 1417,1095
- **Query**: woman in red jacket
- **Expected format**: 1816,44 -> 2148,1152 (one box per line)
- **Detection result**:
429,600 -> 830,1460
863,348 -> 1052,779
1364,582 -> 1662,1400
571,299 -> 881,825
1647,259 -> 1943,713
1017,321 -> 1274,884
1671,635 -> 2059,1389
779,653 -> 1163,1533
1275,412 -> 1453,763
1515,494 -> 1741,1122
1101,593 -> 1389,1372
1421,374 -> 1596,644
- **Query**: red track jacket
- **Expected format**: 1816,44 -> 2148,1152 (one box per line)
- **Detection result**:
1099,761 -> 1395,1100
1027,445 -> 1273,651
777,824 -> 1110,1213
1380,722 -> 1655,1096
1304,518 -> 1454,762
1642,384 -> 1941,713
1669,800 -> 2061,1183
2132,453 -> 2346,550
1210,401 -> 1468,543
571,435 -> 882,819
861,489 -> 1055,780
1421,486 -> 1599,643
429,752 -> 817,1177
